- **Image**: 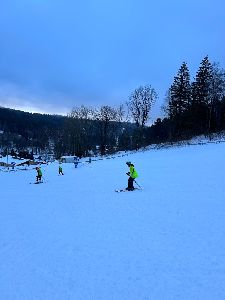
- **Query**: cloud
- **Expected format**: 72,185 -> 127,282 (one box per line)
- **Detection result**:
0,82 -> 69,114
0,0 -> 225,121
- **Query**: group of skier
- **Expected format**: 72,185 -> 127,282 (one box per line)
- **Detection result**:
35,161 -> 138,191
35,164 -> 64,183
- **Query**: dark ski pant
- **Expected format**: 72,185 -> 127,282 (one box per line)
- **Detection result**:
36,175 -> 42,182
127,177 -> 134,190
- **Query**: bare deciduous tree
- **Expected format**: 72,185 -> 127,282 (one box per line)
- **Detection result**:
94,105 -> 120,155
66,105 -> 96,156
127,85 -> 157,127
69,105 -> 95,120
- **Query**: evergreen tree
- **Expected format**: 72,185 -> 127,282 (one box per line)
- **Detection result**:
192,56 -> 213,106
191,56 -> 213,132
168,62 -> 191,119
166,62 -> 191,137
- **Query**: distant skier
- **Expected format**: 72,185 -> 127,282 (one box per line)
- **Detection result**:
36,166 -> 42,182
125,161 -> 138,191
74,157 -> 79,168
59,164 -> 64,175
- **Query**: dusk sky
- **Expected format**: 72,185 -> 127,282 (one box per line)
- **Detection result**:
0,0 -> 224,120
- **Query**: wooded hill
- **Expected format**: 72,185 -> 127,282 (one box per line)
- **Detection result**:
0,106 -> 136,158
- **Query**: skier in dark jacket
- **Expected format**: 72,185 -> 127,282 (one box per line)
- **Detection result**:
126,161 -> 138,191
59,164 -> 64,175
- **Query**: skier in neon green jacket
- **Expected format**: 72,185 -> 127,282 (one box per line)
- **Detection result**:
126,161 -> 138,191
36,166 -> 42,182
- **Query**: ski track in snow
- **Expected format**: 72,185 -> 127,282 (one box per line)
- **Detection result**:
1,143 -> 225,299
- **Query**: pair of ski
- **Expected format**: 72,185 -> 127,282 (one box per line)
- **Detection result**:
115,187 -> 141,193
30,181 -> 44,184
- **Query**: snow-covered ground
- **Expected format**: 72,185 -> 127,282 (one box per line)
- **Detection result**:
1,142 -> 225,300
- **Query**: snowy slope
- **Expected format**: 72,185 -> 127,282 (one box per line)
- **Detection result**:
1,143 -> 225,300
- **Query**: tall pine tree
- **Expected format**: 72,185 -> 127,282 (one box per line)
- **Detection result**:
192,56 -> 213,106
168,62 -> 191,119
191,56 -> 213,133
166,62 -> 191,137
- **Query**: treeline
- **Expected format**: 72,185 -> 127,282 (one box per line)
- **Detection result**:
160,56 -> 225,141
55,105 -> 134,158
1,56 -> 225,158
0,84 -> 157,158
0,106 -> 141,158
59,85 -> 157,157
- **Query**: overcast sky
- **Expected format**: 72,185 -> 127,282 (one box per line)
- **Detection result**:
0,0 -> 224,120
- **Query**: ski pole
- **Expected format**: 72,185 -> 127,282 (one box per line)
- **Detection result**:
134,180 -> 142,189
126,173 -> 142,189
